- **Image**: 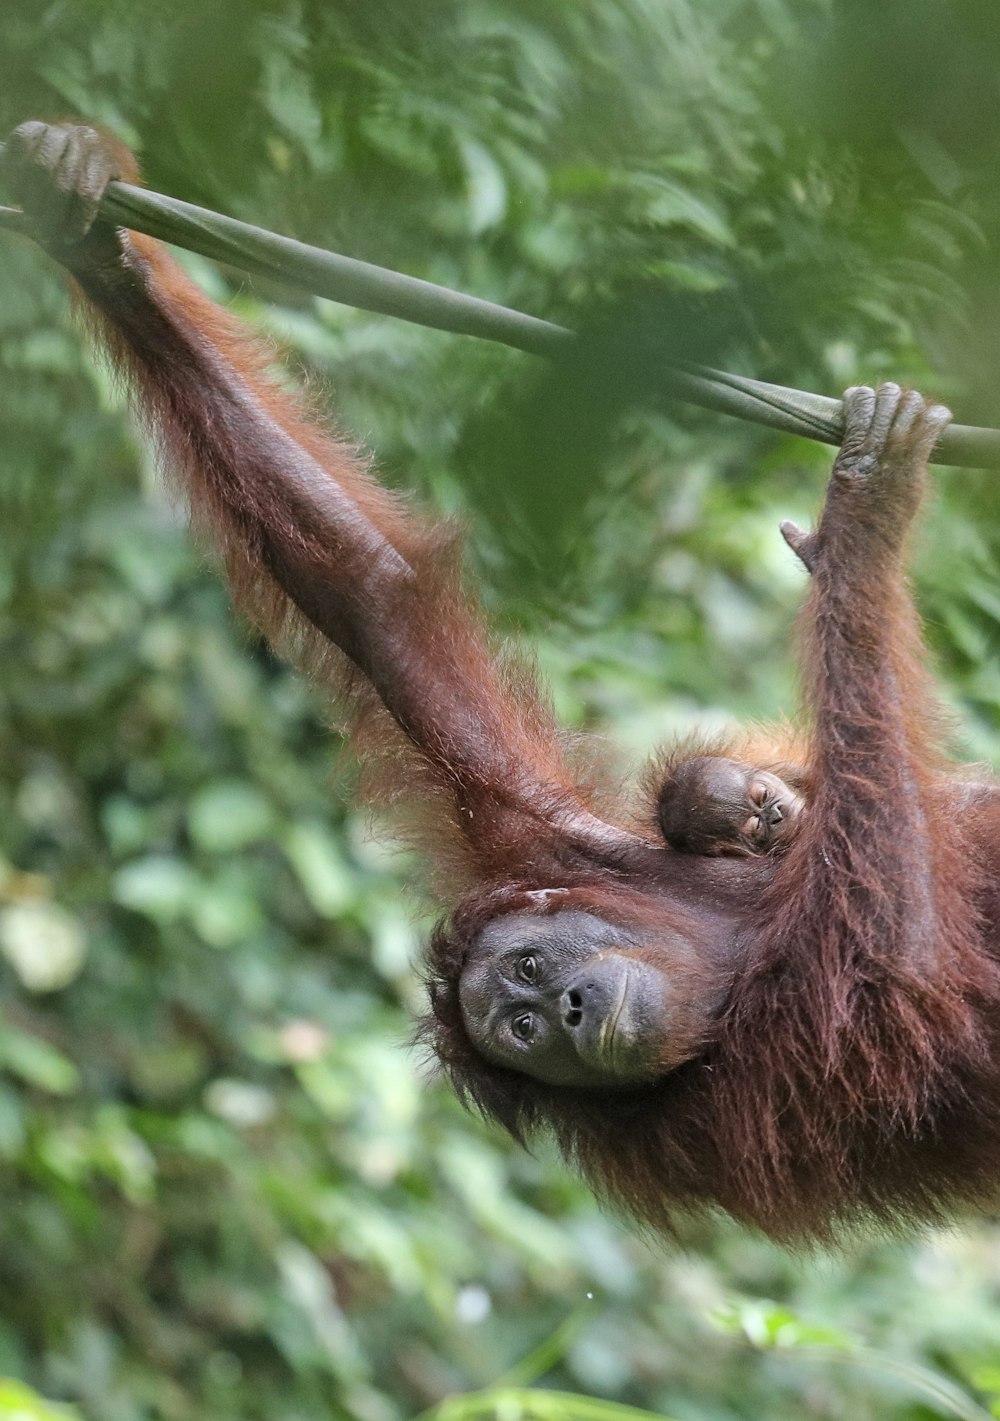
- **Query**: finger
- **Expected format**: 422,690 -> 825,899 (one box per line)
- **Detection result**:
20,124 -> 74,239
63,127 -> 116,237
5,120 -> 50,167
913,402 -> 952,462
78,128 -> 119,203
53,127 -> 88,193
59,128 -> 94,237
839,385 -> 876,457
889,388 -> 925,440
11,120 -> 47,145
868,382 -> 902,453
4,122 -> 56,204
34,123 -> 74,174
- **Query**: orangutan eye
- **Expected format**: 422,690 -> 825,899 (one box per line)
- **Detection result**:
517,954 -> 538,983
749,782 -> 767,805
512,1013 -> 534,1041
744,814 -> 763,839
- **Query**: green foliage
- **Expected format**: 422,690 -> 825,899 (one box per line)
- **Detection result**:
0,1378 -> 81,1421
3,4 -> 1000,1421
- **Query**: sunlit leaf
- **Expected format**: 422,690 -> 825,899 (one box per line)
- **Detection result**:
0,902 -> 87,992
0,1029 -> 79,1095
188,780 -> 276,852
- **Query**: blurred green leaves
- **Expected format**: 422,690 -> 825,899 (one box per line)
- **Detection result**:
0,1027 -> 78,1097
0,1379 -> 81,1421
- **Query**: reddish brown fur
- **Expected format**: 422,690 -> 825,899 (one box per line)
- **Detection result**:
84,228 -> 596,894
13,123 -> 1000,1245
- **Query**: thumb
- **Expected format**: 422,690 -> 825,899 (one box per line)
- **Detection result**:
780,520 -> 819,574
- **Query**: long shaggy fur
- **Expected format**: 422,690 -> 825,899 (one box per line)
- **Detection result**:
36,126 -> 1000,1245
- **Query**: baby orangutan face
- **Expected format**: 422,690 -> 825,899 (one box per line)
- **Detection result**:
657,756 -> 805,857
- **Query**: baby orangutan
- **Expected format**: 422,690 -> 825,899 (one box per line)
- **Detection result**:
657,755 -> 809,856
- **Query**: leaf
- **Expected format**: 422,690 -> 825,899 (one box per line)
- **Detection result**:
622,173 -> 734,245
112,856 -> 200,922
0,1028 -> 80,1096
0,1379 -> 81,1421
0,902 -> 87,993
188,781 -> 276,852
283,820 -> 356,917
459,139 -> 508,233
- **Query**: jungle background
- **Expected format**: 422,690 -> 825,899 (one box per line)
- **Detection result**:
4,2 -> 1000,1419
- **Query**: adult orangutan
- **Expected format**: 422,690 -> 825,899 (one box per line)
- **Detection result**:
7,120 -> 1000,1244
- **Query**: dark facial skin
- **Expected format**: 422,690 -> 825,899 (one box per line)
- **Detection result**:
459,910 -> 679,1087
657,757 -> 805,857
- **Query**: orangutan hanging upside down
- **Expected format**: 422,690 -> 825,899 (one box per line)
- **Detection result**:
8,120 -> 1000,1244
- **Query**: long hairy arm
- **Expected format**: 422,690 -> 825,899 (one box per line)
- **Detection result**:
4,121 -> 632,886
726,385 -> 998,1145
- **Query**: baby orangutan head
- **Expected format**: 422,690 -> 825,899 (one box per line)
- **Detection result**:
656,755 -> 806,857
